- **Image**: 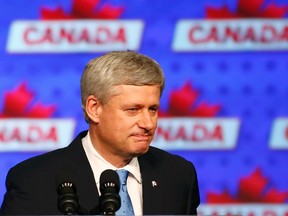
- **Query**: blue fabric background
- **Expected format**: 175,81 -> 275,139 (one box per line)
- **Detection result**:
0,0 -> 287,205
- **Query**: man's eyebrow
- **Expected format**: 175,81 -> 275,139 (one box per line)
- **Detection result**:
123,103 -> 159,108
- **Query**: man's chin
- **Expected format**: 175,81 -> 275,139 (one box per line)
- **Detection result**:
131,145 -> 150,157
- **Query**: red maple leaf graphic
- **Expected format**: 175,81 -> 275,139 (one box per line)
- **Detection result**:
0,83 -> 56,118
40,0 -> 124,20
159,82 -> 221,117
207,168 -> 288,203
206,0 -> 288,18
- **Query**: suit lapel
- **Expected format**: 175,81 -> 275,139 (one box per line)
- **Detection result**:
138,149 -> 164,214
62,131 -> 100,214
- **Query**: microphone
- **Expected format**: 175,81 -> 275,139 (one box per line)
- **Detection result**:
56,172 -> 79,215
99,169 -> 121,215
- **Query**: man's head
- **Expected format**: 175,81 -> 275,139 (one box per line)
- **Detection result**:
81,51 -> 165,122
80,51 -> 165,166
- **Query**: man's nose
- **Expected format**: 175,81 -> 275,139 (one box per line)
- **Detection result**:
138,111 -> 154,130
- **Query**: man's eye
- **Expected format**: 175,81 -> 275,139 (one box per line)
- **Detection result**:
126,108 -> 138,113
150,107 -> 158,112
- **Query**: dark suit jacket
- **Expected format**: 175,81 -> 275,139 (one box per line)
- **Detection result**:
0,131 -> 200,215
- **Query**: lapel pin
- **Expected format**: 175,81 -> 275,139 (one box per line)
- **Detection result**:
152,180 -> 157,187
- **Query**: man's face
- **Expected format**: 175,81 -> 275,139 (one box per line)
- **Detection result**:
94,84 -> 161,161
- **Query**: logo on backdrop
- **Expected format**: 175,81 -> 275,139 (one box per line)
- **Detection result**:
269,118 -> 288,149
6,0 -> 144,53
172,0 -> 288,51
152,82 -> 241,150
0,83 -> 75,151
198,168 -> 288,215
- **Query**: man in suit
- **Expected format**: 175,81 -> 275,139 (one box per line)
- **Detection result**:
0,51 -> 200,215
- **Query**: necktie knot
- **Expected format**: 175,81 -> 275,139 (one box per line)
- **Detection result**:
116,169 -> 129,185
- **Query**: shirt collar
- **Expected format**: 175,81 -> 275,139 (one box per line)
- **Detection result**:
120,157 -> 141,184
82,131 -> 142,185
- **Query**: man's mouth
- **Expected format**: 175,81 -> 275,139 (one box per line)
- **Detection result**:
131,133 -> 151,141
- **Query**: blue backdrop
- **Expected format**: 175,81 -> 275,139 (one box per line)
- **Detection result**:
0,0 -> 288,208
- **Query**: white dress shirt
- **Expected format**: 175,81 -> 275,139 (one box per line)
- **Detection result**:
82,131 -> 143,215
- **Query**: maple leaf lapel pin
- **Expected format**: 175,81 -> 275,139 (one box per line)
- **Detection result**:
152,180 -> 158,187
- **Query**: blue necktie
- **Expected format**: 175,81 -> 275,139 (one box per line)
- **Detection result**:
116,169 -> 135,215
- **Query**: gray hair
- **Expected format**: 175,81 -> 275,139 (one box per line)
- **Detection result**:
80,51 -> 165,122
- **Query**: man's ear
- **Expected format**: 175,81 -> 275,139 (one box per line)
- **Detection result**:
85,95 -> 101,123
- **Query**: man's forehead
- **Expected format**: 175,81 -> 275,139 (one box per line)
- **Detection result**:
108,85 -> 161,104
110,84 -> 161,95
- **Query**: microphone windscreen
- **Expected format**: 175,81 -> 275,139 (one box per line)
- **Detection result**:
100,169 -> 120,193
55,171 -> 79,214
55,171 -> 75,192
